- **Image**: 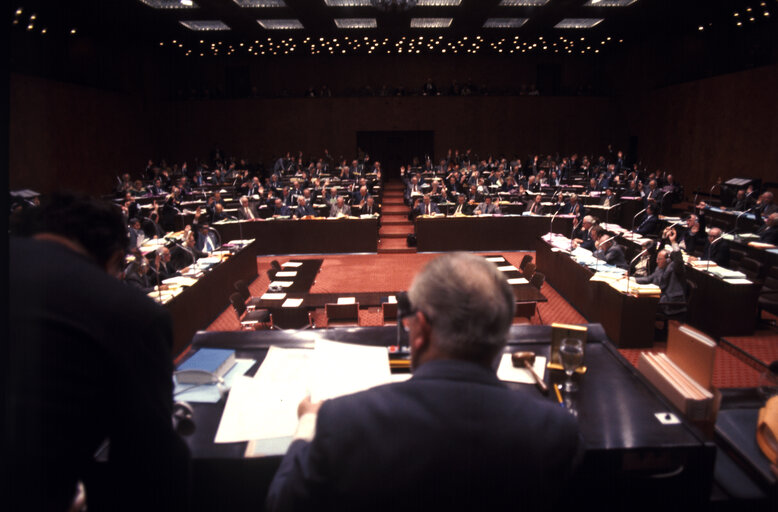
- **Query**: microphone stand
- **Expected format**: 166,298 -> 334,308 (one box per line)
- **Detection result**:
733,210 -> 748,242
606,201 -> 623,227
705,235 -> 725,274
594,234 -> 617,274
631,207 -> 647,237
626,247 -> 650,295
550,204 -> 564,239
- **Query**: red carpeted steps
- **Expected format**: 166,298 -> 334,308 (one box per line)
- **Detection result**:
379,182 -> 415,254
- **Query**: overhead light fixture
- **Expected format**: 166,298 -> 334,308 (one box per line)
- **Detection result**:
180,20 -> 230,30
372,0 -> 418,12
411,17 -> 452,28
234,0 -> 286,6
257,19 -> 304,29
139,0 -> 197,8
555,18 -> 604,29
418,0 -> 461,5
499,0 -> 549,6
324,0 -> 372,6
483,18 -> 528,28
181,0 -> 193,6
584,0 -> 637,6
335,18 -> 378,28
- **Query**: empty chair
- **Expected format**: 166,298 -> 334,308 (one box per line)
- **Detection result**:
757,272 -> 778,323
234,279 -> 263,307
522,262 -> 537,281
654,279 -> 697,340
530,271 -> 545,290
271,260 -> 282,272
230,292 -> 270,330
738,257 -> 763,284
381,301 -> 398,324
325,302 -> 360,327
519,254 -> 533,272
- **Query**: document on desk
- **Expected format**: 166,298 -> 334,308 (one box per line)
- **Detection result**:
269,281 -> 294,288
496,354 -> 546,384
507,278 -> 529,285
310,339 -> 392,403
337,297 -> 356,304
486,257 -> 505,262
275,271 -> 298,277
497,265 -> 519,272
215,347 -> 312,443
282,261 -> 303,268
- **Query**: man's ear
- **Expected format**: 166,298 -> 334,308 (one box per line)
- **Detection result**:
410,311 -> 432,353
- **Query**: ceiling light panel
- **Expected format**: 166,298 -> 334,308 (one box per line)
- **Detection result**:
498,0 -> 549,6
139,0 -> 197,8
257,19 -> 304,29
335,18 -> 377,28
233,0 -> 286,6
417,0 -> 462,6
555,18 -> 604,28
324,0 -> 372,6
180,20 -> 230,31
584,0 -> 637,6
411,18 -> 453,28
483,18 -> 528,28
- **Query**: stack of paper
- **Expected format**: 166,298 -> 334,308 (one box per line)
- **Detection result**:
638,352 -> 715,421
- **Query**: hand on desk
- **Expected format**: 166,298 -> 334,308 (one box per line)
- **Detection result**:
298,394 -> 323,418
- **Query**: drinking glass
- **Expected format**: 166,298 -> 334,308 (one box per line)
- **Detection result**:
560,338 -> 584,393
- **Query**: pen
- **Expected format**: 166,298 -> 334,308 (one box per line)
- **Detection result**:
553,384 -> 564,407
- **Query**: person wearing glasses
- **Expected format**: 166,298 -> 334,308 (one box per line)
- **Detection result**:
266,253 -> 582,511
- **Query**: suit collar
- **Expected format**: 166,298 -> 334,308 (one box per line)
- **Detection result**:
411,359 -> 504,388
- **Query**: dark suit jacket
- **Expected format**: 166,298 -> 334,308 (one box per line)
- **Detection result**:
359,204 -> 381,216
293,204 -> 316,218
595,244 -> 629,269
636,250 -> 687,315
759,225 -> 778,245
416,201 -> 441,216
8,238 -> 190,511
635,214 -> 659,236
266,360 -> 581,512
451,202 -> 473,216
702,239 -> 730,267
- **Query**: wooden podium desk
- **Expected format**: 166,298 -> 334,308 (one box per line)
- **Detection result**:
213,218 -> 378,254
179,324 -> 714,511
535,238 -> 658,348
414,215 -> 574,252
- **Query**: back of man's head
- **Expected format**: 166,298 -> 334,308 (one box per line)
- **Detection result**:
14,192 -> 126,270
408,253 -> 514,363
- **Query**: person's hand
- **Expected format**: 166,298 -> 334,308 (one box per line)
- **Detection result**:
697,201 -> 707,209
668,228 -> 677,243
298,395 -> 323,418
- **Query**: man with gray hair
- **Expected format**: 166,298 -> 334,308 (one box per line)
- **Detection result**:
266,253 -> 581,512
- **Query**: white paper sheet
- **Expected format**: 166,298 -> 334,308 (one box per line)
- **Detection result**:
486,257 -> 505,262
282,261 -> 303,268
497,265 -> 519,272
386,295 -> 397,304
215,348 -> 312,443
269,281 -> 294,288
507,278 -> 529,285
310,339 -> 392,402
337,297 -> 356,305
261,292 -> 287,300
275,271 -> 298,277
496,354 -> 547,384
282,298 -> 304,308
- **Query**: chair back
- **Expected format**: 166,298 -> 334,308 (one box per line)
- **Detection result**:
230,292 -> 247,317
530,271 -> 545,290
234,280 -> 251,302
522,262 -> 537,281
382,302 -> 398,323
325,303 -> 359,325
271,260 -> 282,272
519,254 -> 533,271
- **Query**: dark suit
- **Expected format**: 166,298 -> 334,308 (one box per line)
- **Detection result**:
293,204 -> 316,219
702,239 -> 730,267
758,225 -> 778,245
636,250 -> 687,316
595,244 -> 629,270
266,360 -> 581,512
451,202 -> 473,216
635,214 -> 659,237
8,238 -> 189,511
416,201 -> 441,216
359,203 -> 381,216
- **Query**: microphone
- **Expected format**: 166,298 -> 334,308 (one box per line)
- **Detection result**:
549,203 -> 565,238
626,247 -> 651,295
631,207 -> 648,236
693,187 -> 701,207
594,234 -> 618,273
705,234 -> 726,273
604,201 -> 623,226
733,210 -> 748,241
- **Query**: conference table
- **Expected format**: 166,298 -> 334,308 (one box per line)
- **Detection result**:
535,237 -> 659,348
212,217 -> 379,254
414,214 -> 575,252
179,323 -> 716,511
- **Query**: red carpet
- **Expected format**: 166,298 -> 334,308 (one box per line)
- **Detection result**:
205,252 -> 778,389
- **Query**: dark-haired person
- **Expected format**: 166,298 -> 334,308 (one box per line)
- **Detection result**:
8,193 -> 190,511
266,253 -> 581,511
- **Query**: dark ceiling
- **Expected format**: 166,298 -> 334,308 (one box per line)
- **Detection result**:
10,0 -> 778,54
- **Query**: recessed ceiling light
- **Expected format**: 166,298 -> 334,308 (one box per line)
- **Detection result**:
554,18 -> 604,29
139,0 -> 197,8
584,0 -> 637,6
411,18 -> 453,28
498,0 -> 549,6
324,0 -> 371,5
233,0 -> 285,6
257,19 -> 304,29
180,20 -> 230,31
418,0 -> 462,5
335,18 -> 377,29
483,18 -> 529,28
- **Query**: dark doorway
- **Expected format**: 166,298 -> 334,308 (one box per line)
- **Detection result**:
357,131 -> 434,182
